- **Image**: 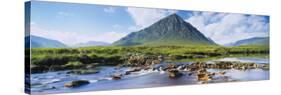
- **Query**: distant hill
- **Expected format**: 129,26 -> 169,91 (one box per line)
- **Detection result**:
113,14 -> 216,46
230,37 -> 269,46
25,35 -> 67,48
74,41 -> 110,47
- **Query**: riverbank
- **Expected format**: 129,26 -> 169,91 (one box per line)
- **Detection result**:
29,45 -> 269,73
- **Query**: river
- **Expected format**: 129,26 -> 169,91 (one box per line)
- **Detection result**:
30,56 -> 269,94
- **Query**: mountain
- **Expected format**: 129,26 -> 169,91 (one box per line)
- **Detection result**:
113,14 -> 216,46
25,35 -> 67,48
74,41 -> 110,47
230,37 -> 269,46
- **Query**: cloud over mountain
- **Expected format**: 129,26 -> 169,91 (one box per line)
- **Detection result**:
127,7 -> 177,30
185,12 -> 269,45
31,24 -> 127,45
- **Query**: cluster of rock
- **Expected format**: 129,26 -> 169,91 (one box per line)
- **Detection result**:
210,61 -> 269,70
63,60 -> 269,88
31,63 -> 101,74
109,67 -> 145,80
116,60 -> 268,82
154,61 -> 269,83
125,54 -> 164,66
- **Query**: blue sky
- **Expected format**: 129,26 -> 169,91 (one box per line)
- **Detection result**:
29,1 -> 269,45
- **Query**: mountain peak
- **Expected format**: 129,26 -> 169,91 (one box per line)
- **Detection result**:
113,13 -> 216,46
26,35 -> 67,48
166,13 -> 181,19
230,37 -> 269,46
154,13 -> 185,25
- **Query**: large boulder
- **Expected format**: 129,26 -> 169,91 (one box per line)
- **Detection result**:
124,67 -> 142,75
111,74 -> 122,80
197,73 -> 211,82
168,69 -> 183,78
64,80 -> 90,88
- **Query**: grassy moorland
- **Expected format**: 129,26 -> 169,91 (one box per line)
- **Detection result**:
28,45 -> 269,73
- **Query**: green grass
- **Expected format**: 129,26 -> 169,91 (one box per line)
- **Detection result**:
29,45 -> 269,69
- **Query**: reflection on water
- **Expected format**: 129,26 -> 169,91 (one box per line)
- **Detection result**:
30,57 -> 269,94
208,69 -> 269,81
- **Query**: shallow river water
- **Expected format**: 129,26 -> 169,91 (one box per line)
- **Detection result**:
30,56 -> 269,94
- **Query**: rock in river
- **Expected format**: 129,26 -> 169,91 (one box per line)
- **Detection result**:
111,74 -> 122,80
64,80 -> 90,88
218,71 -> 226,75
197,73 -> 212,82
168,69 -> 183,78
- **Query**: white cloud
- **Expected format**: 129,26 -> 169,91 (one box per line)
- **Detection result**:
104,7 -> 115,13
93,31 -> 128,43
30,24 -> 128,45
185,12 -> 269,45
127,7 -> 177,29
31,25 -> 87,45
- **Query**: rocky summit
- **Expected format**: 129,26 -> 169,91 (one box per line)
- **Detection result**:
113,14 -> 216,46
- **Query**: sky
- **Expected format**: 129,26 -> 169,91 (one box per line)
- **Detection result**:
29,1 -> 269,45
